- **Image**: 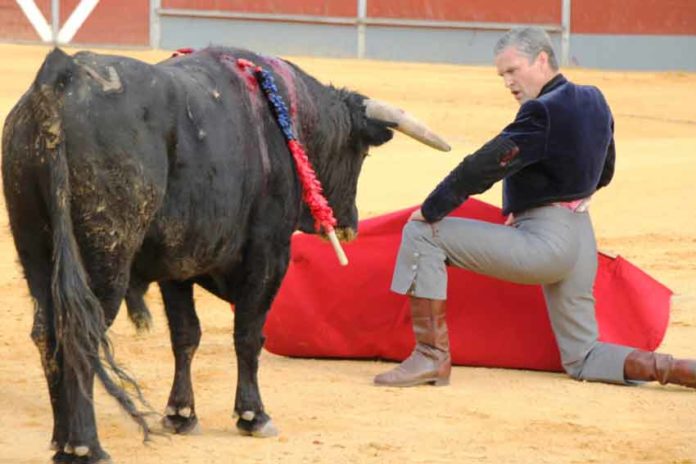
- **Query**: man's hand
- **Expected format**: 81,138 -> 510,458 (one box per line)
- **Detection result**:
408,209 -> 427,222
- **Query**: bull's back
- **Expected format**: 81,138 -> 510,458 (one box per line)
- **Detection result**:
4,47 -> 302,286
130,49 -> 302,280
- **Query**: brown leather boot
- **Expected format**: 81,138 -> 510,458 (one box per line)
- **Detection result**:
374,297 -> 451,387
624,349 -> 696,388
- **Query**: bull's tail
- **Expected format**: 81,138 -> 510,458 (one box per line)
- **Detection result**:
33,48 -> 153,439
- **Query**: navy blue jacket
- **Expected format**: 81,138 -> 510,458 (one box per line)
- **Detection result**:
421,74 -> 615,221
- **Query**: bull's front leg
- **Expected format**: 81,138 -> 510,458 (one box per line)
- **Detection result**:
232,246 -> 289,437
160,280 -> 201,434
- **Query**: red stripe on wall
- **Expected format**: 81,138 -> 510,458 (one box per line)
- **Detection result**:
63,0 -> 149,45
161,0 -> 357,17
367,0 -> 561,24
572,0 -> 696,35
0,0 -> 148,45
0,0 -> 50,41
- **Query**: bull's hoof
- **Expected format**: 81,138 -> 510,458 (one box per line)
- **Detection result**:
52,451 -> 73,463
52,448 -> 111,463
162,412 -> 200,435
128,310 -> 152,333
236,411 -> 278,438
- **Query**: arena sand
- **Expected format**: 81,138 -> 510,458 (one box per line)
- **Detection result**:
0,44 -> 694,464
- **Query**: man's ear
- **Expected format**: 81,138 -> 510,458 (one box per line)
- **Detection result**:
536,51 -> 549,69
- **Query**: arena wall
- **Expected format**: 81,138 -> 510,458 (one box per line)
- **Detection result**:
570,0 -> 696,70
0,0 -> 694,70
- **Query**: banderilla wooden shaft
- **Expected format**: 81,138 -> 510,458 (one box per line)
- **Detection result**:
326,228 -> 349,266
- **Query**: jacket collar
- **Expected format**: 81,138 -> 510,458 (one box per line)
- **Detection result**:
538,73 -> 566,97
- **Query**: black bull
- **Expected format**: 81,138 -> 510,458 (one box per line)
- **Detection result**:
2,46 -> 449,462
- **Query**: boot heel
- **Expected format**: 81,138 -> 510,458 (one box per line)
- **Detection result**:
373,297 -> 451,388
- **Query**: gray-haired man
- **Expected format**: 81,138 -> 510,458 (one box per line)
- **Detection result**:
374,27 -> 696,389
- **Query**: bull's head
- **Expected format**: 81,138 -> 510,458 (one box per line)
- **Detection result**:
297,91 -> 450,240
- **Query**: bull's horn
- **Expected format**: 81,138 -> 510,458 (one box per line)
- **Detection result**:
364,99 -> 451,152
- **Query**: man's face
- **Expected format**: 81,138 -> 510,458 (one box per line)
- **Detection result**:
495,46 -> 549,105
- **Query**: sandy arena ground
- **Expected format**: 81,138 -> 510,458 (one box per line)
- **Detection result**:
0,43 -> 695,463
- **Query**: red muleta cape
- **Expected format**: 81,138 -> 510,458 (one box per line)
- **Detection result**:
264,199 -> 671,372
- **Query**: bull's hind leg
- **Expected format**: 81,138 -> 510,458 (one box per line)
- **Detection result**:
231,243 -> 290,437
160,280 -> 202,434
57,264 -> 143,463
23,251 -> 72,457
58,270 -> 134,463
4,189 -> 103,462
3,109 -> 72,458
54,210 -> 153,461
30,295 -> 66,453
12,224 -> 110,463
60,364 -> 110,463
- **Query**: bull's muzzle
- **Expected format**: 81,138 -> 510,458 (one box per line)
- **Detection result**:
322,227 -> 357,243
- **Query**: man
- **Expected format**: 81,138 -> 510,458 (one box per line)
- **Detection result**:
374,27 -> 696,389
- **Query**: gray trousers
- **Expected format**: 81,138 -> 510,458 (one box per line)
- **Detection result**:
391,205 -> 634,384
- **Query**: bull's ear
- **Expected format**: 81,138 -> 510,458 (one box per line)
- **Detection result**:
363,118 -> 395,147
344,92 -> 394,148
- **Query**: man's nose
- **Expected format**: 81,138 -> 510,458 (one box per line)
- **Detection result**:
503,76 -> 514,88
